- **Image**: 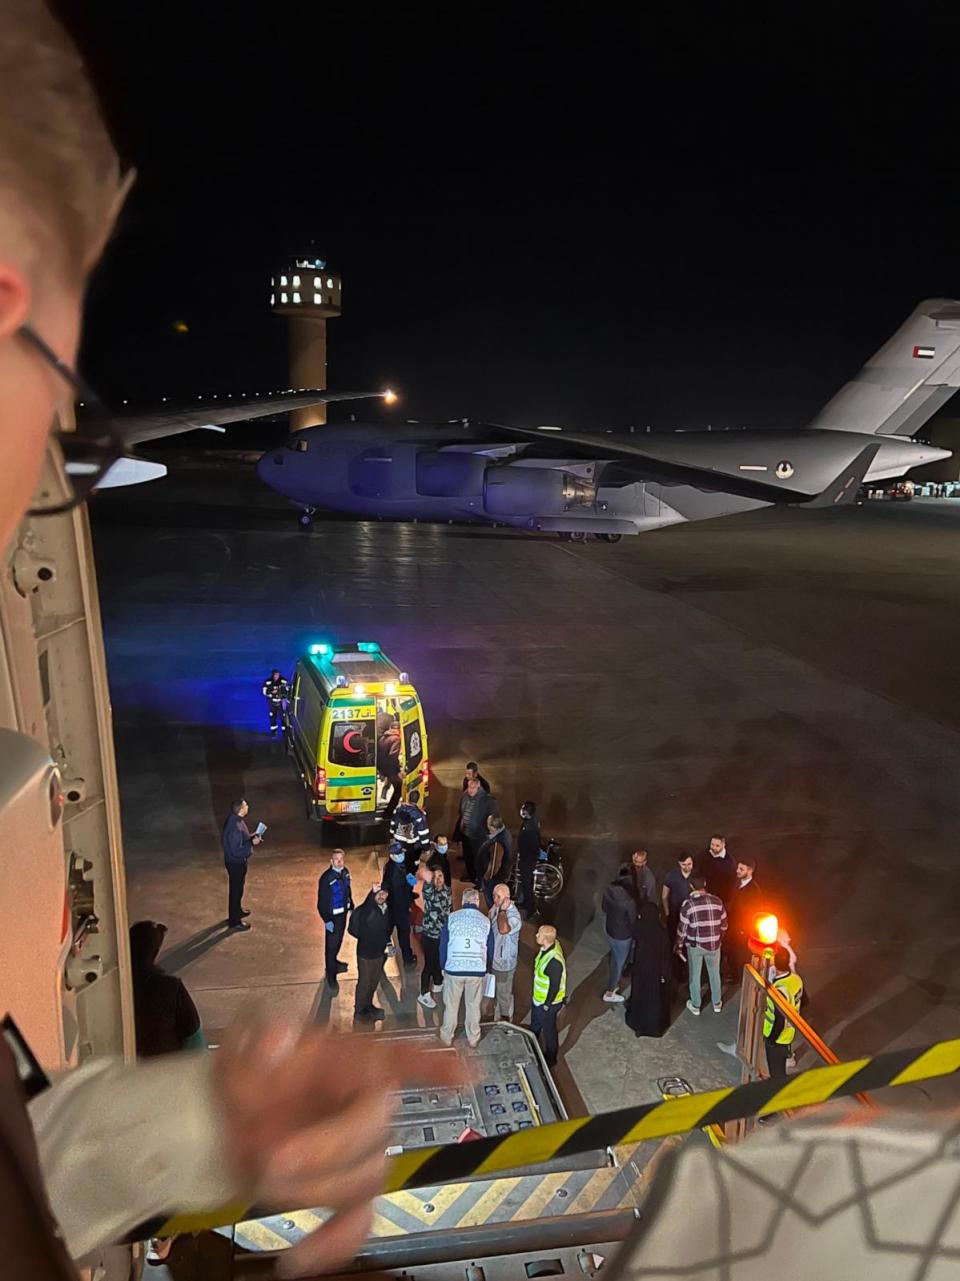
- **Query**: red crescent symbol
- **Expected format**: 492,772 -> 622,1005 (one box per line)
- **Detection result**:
344,730 -> 363,755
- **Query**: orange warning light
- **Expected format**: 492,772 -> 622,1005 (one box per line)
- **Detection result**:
383,388 -> 398,405
753,913 -> 779,946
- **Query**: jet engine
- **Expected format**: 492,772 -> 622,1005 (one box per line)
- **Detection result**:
483,466 -> 597,517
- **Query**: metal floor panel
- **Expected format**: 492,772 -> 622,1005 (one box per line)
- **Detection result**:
234,1144 -> 649,1252
231,1027 -> 650,1254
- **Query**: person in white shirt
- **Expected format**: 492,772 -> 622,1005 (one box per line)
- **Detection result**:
438,888 -> 491,1048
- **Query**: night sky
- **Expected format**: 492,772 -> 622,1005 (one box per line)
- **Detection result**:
67,4 -> 960,433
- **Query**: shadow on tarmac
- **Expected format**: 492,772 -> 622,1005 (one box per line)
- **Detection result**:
160,922 -> 234,974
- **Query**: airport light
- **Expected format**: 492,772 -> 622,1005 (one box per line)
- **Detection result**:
748,912 -> 780,962
754,913 -> 779,946
383,389 -> 398,405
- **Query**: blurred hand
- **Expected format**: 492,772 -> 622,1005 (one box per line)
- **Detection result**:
419,865 -> 434,883
252,835 -> 263,846
214,1022 -> 463,1277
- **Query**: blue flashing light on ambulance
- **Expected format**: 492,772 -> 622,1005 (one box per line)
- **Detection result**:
284,642 -> 429,826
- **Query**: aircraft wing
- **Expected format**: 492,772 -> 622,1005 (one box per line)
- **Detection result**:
115,390 -> 393,446
480,423 -> 887,505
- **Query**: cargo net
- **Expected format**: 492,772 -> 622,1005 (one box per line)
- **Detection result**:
607,1104 -> 960,1281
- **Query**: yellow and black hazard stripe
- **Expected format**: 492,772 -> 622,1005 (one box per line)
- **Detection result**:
149,1036 -> 960,1240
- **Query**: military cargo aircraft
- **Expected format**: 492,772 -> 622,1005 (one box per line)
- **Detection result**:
117,299 -> 957,539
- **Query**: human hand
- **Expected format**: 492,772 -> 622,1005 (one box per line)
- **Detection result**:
214,1021 -> 463,1277
252,835 -> 262,846
405,873 -> 417,887
324,920 -> 334,933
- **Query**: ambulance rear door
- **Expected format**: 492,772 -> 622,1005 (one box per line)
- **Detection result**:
399,694 -> 428,807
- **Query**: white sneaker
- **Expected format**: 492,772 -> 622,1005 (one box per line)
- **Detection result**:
686,1000 -> 701,1016
417,993 -> 436,1009
602,992 -> 625,1003
713,1002 -> 723,1014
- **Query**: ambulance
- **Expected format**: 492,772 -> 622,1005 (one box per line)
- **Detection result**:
284,642 -> 429,825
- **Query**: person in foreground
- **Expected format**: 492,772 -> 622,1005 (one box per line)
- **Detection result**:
0,5 -> 461,1277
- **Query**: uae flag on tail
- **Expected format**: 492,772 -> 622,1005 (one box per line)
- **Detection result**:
913,345 -> 936,359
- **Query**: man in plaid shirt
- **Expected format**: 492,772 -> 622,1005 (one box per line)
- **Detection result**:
675,875 -> 727,1016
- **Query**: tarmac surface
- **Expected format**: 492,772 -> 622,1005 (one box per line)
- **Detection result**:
91,470 -> 960,1119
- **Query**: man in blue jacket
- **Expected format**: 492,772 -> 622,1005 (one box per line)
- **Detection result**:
317,849 -> 355,992
222,799 -> 261,930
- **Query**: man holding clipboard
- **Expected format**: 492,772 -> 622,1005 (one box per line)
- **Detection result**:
222,799 -> 264,931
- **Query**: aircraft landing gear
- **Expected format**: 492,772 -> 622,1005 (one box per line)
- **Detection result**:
298,507 -> 315,530
568,530 -> 588,542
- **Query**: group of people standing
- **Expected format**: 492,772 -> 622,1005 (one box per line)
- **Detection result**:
310,762 -> 568,1066
602,836 -> 804,1074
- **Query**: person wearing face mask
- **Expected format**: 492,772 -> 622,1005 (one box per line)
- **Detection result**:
382,842 -> 418,968
388,800 -> 430,871
429,834 -> 451,884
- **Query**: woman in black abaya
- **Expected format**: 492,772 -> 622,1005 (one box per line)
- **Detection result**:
624,895 -> 672,1038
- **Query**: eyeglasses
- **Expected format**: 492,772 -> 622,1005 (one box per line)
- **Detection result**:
20,325 -> 126,517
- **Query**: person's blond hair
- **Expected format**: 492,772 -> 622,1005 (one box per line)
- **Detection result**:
1,1 -> 128,284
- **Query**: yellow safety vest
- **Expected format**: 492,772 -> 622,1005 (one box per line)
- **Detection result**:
533,942 -> 566,1006
763,971 -> 803,1045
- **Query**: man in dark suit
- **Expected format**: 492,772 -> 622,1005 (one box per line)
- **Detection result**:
730,857 -> 762,973
222,798 -> 261,930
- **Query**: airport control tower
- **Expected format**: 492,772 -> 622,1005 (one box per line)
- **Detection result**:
270,255 -> 342,429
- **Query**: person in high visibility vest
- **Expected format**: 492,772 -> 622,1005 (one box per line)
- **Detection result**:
531,925 -> 566,1068
763,944 -> 804,1078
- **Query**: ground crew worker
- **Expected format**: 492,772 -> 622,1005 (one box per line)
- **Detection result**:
531,924 -> 566,1067
261,668 -> 289,735
317,849 -> 354,992
763,945 -> 804,1078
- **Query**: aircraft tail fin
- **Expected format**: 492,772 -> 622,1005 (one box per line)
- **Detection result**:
807,299 -> 960,437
